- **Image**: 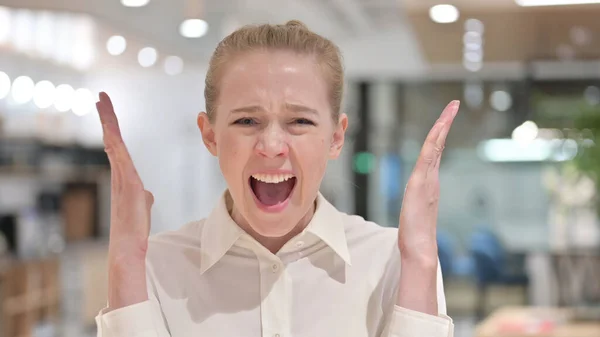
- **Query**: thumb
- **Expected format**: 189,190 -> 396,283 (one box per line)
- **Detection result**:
144,190 -> 154,235
144,190 -> 154,210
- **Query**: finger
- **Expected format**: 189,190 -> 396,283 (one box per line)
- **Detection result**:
414,101 -> 460,174
97,92 -> 125,149
437,100 -> 460,124
96,92 -> 142,185
97,92 -> 119,127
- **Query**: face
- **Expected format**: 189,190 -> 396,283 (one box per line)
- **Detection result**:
198,50 -> 347,237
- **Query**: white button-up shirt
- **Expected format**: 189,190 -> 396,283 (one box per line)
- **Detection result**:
96,191 -> 453,337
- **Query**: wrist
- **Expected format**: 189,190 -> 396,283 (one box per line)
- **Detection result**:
399,245 -> 438,267
397,255 -> 439,315
108,237 -> 148,265
108,262 -> 148,310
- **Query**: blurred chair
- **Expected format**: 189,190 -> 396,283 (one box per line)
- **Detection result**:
469,228 -> 529,320
438,230 -> 476,280
437,230 -> 456,278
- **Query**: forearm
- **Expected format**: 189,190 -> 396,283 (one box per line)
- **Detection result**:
396,256 -> 438,316
107,242 -> 149,311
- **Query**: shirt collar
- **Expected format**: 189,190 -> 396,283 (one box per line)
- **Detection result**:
199,190 -> 351,274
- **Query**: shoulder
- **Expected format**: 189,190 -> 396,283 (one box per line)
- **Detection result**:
148,220 -> 205,248
341,212 -> 398,249
145,219 -> 207,268
339,212 -> 401,266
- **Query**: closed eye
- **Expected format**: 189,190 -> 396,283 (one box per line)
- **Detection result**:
292,118 -> 316,126
233,118 -> 258,126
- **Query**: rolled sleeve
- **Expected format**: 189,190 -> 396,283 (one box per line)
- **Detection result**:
387,306 -> 454,337
96,301 -> 165,337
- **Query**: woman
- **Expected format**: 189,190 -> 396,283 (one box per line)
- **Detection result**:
95,20 -> 459,337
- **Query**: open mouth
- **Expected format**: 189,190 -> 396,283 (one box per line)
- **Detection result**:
249,173 -> 297,210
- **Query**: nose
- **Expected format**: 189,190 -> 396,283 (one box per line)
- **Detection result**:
255,123 -> 289,158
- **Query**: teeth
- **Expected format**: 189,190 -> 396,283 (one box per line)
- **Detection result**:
252,173 -> 295,184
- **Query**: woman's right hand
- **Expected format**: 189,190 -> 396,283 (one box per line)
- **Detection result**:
97,92 -> 154,310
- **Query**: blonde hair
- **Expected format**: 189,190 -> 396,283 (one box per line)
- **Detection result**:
204,20 -> 344,122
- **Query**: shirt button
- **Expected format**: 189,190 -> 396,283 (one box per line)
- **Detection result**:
295,241 -> 304,248
272,264 -> 279,272
274,334 -> 281,337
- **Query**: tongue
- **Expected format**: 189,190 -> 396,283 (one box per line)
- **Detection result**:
253,179 -> 295,206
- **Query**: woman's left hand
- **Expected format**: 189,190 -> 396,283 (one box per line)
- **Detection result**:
395,100 -> 459,315
397,100 -> 459,261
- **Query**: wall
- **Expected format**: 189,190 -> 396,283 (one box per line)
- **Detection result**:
83,64 -> 225,233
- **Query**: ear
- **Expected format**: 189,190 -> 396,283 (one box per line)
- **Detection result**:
329,113 -> 348,159
197,112 -> 218,156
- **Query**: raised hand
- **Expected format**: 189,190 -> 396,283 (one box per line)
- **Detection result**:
396,100 -> 459,315
97,92 -> 154,310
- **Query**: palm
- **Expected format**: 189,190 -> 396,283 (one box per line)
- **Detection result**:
398,101 -> 459,259
96,92 -> 154,257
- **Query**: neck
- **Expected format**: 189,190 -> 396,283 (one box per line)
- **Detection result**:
228,195 -> 316,254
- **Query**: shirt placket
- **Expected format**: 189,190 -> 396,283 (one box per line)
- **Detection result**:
257,253 -> 289,337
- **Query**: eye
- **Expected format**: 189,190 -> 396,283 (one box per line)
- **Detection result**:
292,118 -> 316,126
233,118 -> 258,126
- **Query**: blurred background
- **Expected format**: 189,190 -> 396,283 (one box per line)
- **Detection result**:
0,0 -> 599,336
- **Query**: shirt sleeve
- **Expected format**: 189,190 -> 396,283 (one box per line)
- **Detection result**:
96,299 -> 171,337
95,260 -> 170,337
385,306 -> 454,337
382,259 -> 454,337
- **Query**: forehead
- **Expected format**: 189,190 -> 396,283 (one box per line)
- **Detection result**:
217,50 -> 329,110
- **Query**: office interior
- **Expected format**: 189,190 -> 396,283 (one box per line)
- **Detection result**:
0,1 -> 599,336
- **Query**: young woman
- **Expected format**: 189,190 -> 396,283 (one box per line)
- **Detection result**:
95,20 -> 459,337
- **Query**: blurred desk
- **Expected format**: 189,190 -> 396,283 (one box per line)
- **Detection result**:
475,307 -> 600,337
518,248 -> 600,307
0,255 -> 61,337
498,227 -> 600,307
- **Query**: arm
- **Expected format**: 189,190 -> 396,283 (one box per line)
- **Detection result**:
383,100 -> 460,337
382,259 -> 453,337
96,260 -> 171,337
95,92 -> 171,337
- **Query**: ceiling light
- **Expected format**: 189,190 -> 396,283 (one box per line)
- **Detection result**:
54,84 -> 74,112
463,31 -> 483,50
516,0 -> 600,6
138,47 -> 157,67
429,4 -> 459,24
121,0 -> 150,8
512,121 -> 539,144
464,51 -> 483,63
478,138 -> 558,162
463,82 -> 484,108
33,80 -> 56,109
556,44 -> 575,61
490,90 -> 513,111
570,26 -> 592,46
107,35 -> 127,56
72,88 -> 94,116
463,59 -> 482,72
164,56 -> 184,75
11,75 -> 35,104
179,19 -> 208,38
464,19 -> 484,34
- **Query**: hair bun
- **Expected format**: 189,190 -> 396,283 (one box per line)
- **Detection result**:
285,20 -> 309,30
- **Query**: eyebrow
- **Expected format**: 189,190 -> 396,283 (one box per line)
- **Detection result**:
230,104 -> 318,115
